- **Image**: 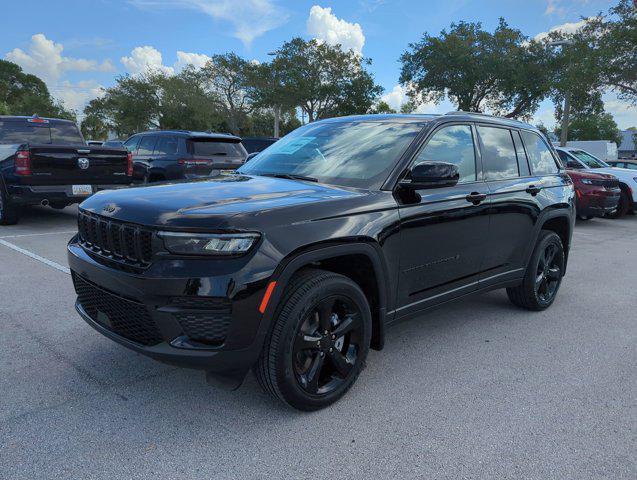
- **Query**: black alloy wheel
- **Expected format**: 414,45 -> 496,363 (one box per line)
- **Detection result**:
507,230 -> 565,311
293,295 -> 363,396
255,269 -> 371,411
534,242 -> 562,304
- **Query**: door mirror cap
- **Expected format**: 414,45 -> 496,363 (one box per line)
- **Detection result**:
245,152 -> 259,162
401,162 -> 460,190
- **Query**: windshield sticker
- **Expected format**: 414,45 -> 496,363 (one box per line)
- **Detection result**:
276,136 -> 315,154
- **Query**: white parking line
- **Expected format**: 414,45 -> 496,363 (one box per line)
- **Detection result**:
0,239 -> 71,275
0,230 -> 76,239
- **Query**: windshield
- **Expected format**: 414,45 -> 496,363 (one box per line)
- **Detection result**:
238,120 -> 425,189
0,120 -> 84,145
571,150 -> 609,168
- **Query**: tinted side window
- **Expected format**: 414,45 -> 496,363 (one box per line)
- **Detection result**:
512,131 -> 530,176
137,136 -> 157,155
154,136 -> 179,155
521,131 -> 559,175
477,126 -> 519,180
413,125 -> 476,183
124,136 -> 141,153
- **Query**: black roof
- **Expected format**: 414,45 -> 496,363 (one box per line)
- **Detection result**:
136,130 -> 241,141
317,112 -> 536,130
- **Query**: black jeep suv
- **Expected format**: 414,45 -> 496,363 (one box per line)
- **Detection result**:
68,113 -> 575,410
123,130 -> 247,183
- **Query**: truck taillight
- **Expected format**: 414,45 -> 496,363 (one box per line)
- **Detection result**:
15,150 -> 31,175
126,152 -> 133,176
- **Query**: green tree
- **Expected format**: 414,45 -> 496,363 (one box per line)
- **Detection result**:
0,59 -> 75,120
200,53 -> 256,134
400,19 -> 554,119
369,100 -> 397,114
271,38 -> 383,122
555,111 -> 623,146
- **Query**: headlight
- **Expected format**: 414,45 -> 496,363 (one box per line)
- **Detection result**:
581,178 -> 593,185
158,232 -> 260,255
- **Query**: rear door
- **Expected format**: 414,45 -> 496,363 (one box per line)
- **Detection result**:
478,125 -> 541,284
135,135 -> 157,180
396,123 -> 491,317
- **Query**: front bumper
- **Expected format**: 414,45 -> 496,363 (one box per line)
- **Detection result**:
576,189 -> 621,217
8,184 -> 130,206
67,239 -> 273,378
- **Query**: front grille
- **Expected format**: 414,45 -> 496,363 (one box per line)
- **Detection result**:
78,211 -> 154,269
170,297 -> 232,345
73,274 -> 163,346
603,178 -> 620,189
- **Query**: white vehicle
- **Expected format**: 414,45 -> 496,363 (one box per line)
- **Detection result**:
555,140 -> 618,162
556,146 -> 637,218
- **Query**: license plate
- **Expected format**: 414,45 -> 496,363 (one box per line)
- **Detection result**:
72,185 -> 93,196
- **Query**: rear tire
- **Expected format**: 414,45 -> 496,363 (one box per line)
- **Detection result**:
507,230 -> 565,311
0,182 -> 19,225
254,269 -> 371,411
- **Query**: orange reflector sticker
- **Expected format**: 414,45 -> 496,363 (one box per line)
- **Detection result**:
259,281 -> 277,314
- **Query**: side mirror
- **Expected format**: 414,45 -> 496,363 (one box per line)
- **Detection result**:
566,160 -> 581,169
245,152 -> 259,162
401,161 -> 460,190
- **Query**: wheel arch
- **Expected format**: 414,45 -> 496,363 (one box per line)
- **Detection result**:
536,210 -> 573,274
263,241 -> 389,351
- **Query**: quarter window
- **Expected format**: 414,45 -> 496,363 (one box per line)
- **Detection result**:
521,131 -> 559,175
477,126 -> 519,180
413,125 -> 476,183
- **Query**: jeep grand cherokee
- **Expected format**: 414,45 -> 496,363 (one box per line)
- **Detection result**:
68,113 -> 575,411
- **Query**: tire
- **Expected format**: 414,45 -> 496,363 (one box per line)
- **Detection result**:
254,269 -> 372,411
0,181 -> 19,225
576,214 -> 592,221
507,230 -> 565,311
607,189 -> 630,219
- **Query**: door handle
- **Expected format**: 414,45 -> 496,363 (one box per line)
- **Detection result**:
466,192 -> 487,205
526,185 -> 542,196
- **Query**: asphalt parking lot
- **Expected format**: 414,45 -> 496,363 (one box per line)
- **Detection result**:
0,206 -> 635,479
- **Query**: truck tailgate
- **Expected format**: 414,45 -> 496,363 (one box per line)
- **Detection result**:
27,145 -> 130,185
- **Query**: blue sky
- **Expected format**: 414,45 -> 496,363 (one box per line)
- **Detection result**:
2,0 -> 634,129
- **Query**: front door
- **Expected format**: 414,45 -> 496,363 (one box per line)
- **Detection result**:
395,123 -> 491,318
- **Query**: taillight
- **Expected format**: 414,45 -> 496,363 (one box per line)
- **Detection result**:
126,152 -> 133,176
15,150 -> 31,175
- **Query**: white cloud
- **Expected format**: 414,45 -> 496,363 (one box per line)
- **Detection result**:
380,84 -> 453,114
51,80 -> 105,114
130,0 -> 289,46
381,85 -> 409,111
121,46 -> 175,75
174,51 -> 211,71
5,33 -> 114,82
533,18 -> 592,42
603,92 -> 637,130
307,5 -> 365,54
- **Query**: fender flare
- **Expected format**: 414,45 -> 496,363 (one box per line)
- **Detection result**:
529,207 -> 574,272
259,241 -> 390,350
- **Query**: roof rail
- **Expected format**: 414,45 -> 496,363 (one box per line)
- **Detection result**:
444,111 -> 532,127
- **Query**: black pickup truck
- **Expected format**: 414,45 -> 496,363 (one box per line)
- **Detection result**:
0,115 -> 132,224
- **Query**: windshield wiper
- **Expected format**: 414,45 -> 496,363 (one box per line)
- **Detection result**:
259,172 -> 319,183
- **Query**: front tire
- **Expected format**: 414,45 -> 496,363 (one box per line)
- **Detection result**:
255,269 -> 371,411
507,230 -> 565,311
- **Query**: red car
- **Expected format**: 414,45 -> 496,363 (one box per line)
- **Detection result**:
566,169 -> 621,220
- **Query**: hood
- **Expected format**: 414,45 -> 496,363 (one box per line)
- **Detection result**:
80,174 -> 363,229
566,169 -> 615,180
